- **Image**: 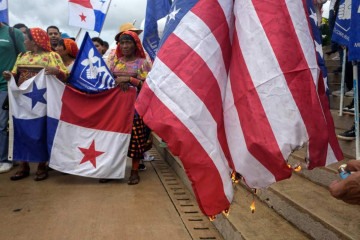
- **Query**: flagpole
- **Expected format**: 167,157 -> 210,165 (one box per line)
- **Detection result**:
354,61 -> 359,159
75,28 -> 83,42
339,48 -> 347,116
98,0 -> 113,37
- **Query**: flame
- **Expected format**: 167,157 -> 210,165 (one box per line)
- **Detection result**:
250,200 -> 256,213
209,215 -> 216,221
222,208 -> 230,217
231,171 -> 241,183
294,165 -> 302,172
287,164 -> 292,168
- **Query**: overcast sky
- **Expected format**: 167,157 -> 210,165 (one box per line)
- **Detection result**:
7,0 -> 330,44
8,0 -> 147,43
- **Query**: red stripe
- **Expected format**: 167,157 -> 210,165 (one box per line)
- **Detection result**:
158,34 -> 233,169
191,0 -> 232,71
253,0 -> 328,166
60,86 -> 136,133
230,32 -> 291,181
316,74 -> 344,165
69,0 -> 92,9
136,84 -> 231,216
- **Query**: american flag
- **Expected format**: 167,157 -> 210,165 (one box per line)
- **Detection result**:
136,0 -> 343,216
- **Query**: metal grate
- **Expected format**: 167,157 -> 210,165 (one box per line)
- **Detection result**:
148,149 -> 224,240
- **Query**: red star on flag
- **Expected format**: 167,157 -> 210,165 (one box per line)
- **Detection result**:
79,13 -> 87,22
79,140 -> 104,168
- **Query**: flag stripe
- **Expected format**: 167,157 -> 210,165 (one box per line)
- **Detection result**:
230,30 -> 292,181
138,80 -> 232,216
166,3 -> 234,168
254,0 -> 330,166
224,82 -> 278,187
60,86 -> 136,133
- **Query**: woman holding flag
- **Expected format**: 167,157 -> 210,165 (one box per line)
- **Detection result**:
2,27 -> 68,181
106,30 -> 152,185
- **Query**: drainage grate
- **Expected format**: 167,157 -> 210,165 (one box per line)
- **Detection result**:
148,149 -> 224,240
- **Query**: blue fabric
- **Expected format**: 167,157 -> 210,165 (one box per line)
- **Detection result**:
13,116 -> 48,162
331,0 -> 352,47
0,0 -> 9,24
68,32 -> 115,93
0,91 -> 9,162
143,0 -> 172,60
349,0 -> 360,61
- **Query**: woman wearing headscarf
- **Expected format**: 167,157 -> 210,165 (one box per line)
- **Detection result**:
2,27 -> 69,181
106,30 -> 152,185
55,38 -> 79,71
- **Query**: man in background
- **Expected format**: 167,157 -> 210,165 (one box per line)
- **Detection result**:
47,25 -> 61,50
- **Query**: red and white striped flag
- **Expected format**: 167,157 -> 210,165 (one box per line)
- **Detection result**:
225,0 -> 343,188
136,0 -> 343,216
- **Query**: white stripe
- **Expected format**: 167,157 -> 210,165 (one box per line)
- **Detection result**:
224,73 -> 276,188
49,121 -> 130,179
147,58 -> 233,202
285,0 -> 320,87
46,75 -> 65,120
325,143 -> 338,165
174,11 -> 228,100
234,0 -> 308,159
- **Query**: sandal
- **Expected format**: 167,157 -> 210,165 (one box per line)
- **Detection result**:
10,170 -> 30,181
128,170 -> 140,185
34,170 -> 48,181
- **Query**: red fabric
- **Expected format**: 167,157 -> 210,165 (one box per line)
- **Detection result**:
30,28 -> 51,52
63,39 -> 79,58
116,31 -> 146,59
60,86 -> 136,133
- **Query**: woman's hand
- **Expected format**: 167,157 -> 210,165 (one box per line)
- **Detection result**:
45,67 -> 60,75
2,71 -> 12,81
115,76 -> 130,84
115,76 -> 130,92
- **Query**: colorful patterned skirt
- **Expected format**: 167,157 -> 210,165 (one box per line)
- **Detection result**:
127,115 -> 148,159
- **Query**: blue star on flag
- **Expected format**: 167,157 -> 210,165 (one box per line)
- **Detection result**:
23,82 -> 47,109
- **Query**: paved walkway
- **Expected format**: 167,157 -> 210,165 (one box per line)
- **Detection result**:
0,149 -> 222,240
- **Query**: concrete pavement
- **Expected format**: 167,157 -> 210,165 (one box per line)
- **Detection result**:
0,151 -> 222,240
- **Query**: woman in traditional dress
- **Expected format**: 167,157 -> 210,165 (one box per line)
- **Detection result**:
106,30 -> 151,185
2,27 -> 68,181
55,38 -> 78,71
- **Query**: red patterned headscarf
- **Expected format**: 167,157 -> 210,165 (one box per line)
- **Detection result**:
63,39 -> 79,58
116,30 -> 146,59
29,28 -> 52,52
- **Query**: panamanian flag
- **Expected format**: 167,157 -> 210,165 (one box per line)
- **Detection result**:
47,76 -> 136,179
8,70 -> 48,163
0,0 -> 9,24
68,0 -> 111,33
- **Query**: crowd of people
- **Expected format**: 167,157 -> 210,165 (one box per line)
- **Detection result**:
0,5 -> 359,205
0,22 -> 152,185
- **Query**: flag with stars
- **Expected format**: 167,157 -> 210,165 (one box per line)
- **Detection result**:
143,0 -> 172,60
68,0 -> 111,33
0,0 -> 9,24
332,0 -> 352,46
8,70 -> 49,162
47,76 -> 137,179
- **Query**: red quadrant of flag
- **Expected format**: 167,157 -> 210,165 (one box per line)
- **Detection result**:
69,0 -> 92,9
60,86 -> 137,133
